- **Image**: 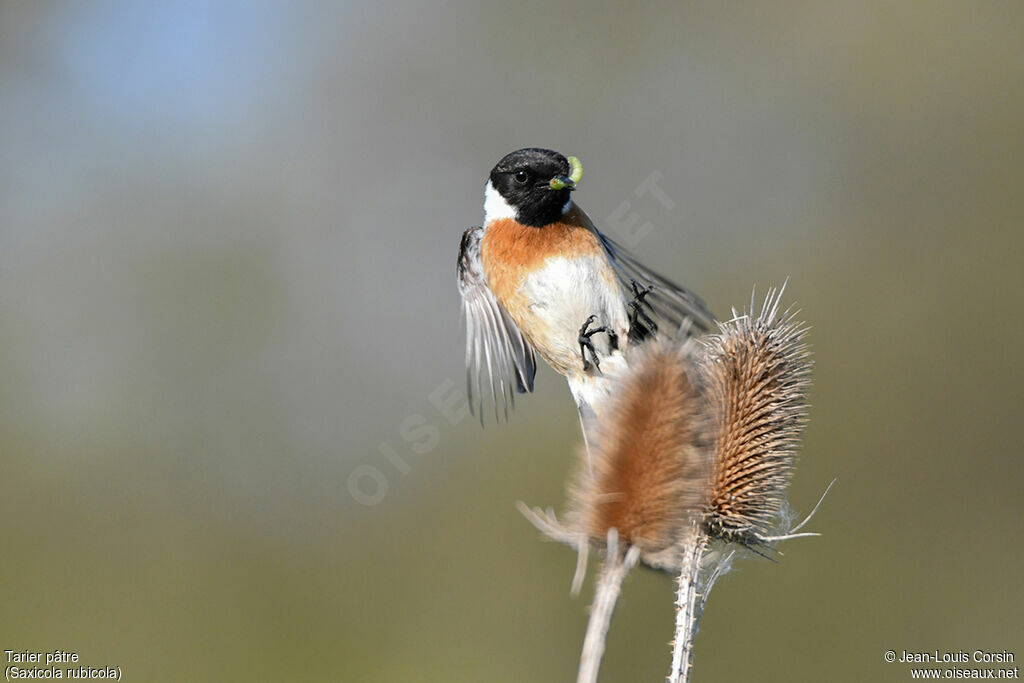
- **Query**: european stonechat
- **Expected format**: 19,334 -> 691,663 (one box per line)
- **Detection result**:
458,148 -> 714,430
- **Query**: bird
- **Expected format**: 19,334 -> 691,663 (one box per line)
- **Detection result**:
457,147 -> 715,440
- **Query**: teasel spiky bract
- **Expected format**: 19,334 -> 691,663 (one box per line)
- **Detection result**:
519,284 -> 819,683
700,286 -> 813,545
568,337 -> 712,570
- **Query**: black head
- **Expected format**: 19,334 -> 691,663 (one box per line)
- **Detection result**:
486,148 -> 576,227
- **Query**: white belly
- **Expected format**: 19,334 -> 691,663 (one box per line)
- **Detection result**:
520,254 -> 629,376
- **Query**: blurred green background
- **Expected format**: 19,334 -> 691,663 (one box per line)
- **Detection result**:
2,2 -> 1022,681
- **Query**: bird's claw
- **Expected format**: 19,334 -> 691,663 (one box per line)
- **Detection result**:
578,315 -> 617,372
627,279 -> 658,344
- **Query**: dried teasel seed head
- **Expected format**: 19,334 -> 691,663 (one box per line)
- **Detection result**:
568,339 -> 712,570
700,287 -> 812,544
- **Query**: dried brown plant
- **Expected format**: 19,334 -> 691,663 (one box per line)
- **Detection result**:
520,285 -> 822,683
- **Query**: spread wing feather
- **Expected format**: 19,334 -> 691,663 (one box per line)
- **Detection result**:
458,226 -> 537,422
597,231 -> 718,336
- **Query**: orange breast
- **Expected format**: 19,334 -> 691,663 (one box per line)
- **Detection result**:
480,205 -> 605,313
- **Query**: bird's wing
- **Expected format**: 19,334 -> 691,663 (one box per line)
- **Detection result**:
458,226 -> 537,422
596,230 -> 717,336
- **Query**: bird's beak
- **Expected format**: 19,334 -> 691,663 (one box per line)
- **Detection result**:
549,156 -> 583,191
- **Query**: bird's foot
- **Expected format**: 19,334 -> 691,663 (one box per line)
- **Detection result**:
578,315 -> 617,372
627,279 -> 658,344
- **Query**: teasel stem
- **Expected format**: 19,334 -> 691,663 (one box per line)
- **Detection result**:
668,522 -> 708,683
577,529 -> 641,683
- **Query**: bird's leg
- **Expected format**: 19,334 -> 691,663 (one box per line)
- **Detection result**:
627,279 -> 658,344
605,328 -> 619,352
578,315 -> 610,372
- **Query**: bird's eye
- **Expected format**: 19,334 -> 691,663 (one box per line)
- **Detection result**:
513,170 -> 530,185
